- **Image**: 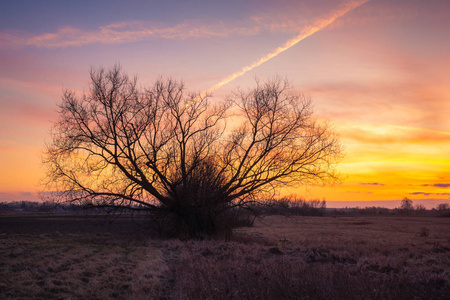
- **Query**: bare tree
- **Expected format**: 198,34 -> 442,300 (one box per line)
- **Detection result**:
43,66 -> 342,236
437,203 -> 449,211
400,197 -> 414,213
436,203 -> 450,217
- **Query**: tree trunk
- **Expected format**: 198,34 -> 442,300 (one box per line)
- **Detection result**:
178,206 -> 216,238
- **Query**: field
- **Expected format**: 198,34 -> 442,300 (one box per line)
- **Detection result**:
1,213 -> 449,299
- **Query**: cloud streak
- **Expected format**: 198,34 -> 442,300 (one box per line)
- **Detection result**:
359,182 -> 385,186
410,192 -> 450,196
202,0 -> 369,96
422,183 -> 450,188
0,21 -> 242,49
0,15 -> 319,49
0,1 -> 368,51
338,123 -> 450,145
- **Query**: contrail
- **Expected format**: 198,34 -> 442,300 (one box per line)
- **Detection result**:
196,0 -> 368,100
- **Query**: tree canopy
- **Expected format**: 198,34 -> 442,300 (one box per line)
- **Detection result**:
44,65 -> 342,236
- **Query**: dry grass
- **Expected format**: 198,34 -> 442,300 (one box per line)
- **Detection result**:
0,214 -> 168,299
1,214 -> 449,299
167,216 -> 450,299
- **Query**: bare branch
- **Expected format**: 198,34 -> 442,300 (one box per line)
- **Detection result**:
43,67 -> 342,237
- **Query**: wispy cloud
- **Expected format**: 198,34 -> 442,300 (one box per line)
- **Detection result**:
0,19 -> 304,49
0,1 -> 369,49
338,123 -> 450,145
410,192 -> 450,196
359,182 -> 385,186
422,183 -> 450,188
0,191 -> 40,202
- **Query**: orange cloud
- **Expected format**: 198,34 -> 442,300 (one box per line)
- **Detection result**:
339,123 -> 450,145
297,118 -> 450,204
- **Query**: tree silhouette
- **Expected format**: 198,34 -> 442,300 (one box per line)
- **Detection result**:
400,197 -> 414,213
43,65 -> 342,236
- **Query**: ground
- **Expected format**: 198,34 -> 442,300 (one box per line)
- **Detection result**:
0,213 -> 449,299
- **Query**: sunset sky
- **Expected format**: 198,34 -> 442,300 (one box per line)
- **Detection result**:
1,0 -> 449,208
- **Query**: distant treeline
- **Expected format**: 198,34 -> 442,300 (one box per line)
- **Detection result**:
0,201 -> 84,213
1,198 -> 449,218
327,205 -> 450,217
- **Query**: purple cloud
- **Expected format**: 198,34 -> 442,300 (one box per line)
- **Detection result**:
410,192 -> 450,196
422,183 -> 450,188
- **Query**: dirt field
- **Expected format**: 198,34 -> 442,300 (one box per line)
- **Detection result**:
1,213 -> 449,299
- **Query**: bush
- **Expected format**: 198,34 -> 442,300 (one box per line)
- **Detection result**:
261,195 -> 326,216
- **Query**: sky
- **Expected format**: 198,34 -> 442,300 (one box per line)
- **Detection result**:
1,0 -> 449,208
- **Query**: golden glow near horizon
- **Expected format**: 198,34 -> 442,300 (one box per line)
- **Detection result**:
299,121 -> 450,206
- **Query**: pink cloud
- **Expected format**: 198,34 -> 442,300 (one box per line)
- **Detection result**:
32,18 -> 307,48
0,191 -> 40,203
5,20 -> 277,49
0,77 -> 61,98
0,31 -> 27,50
1,2 -> 366,49
308,73 -> 450,131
